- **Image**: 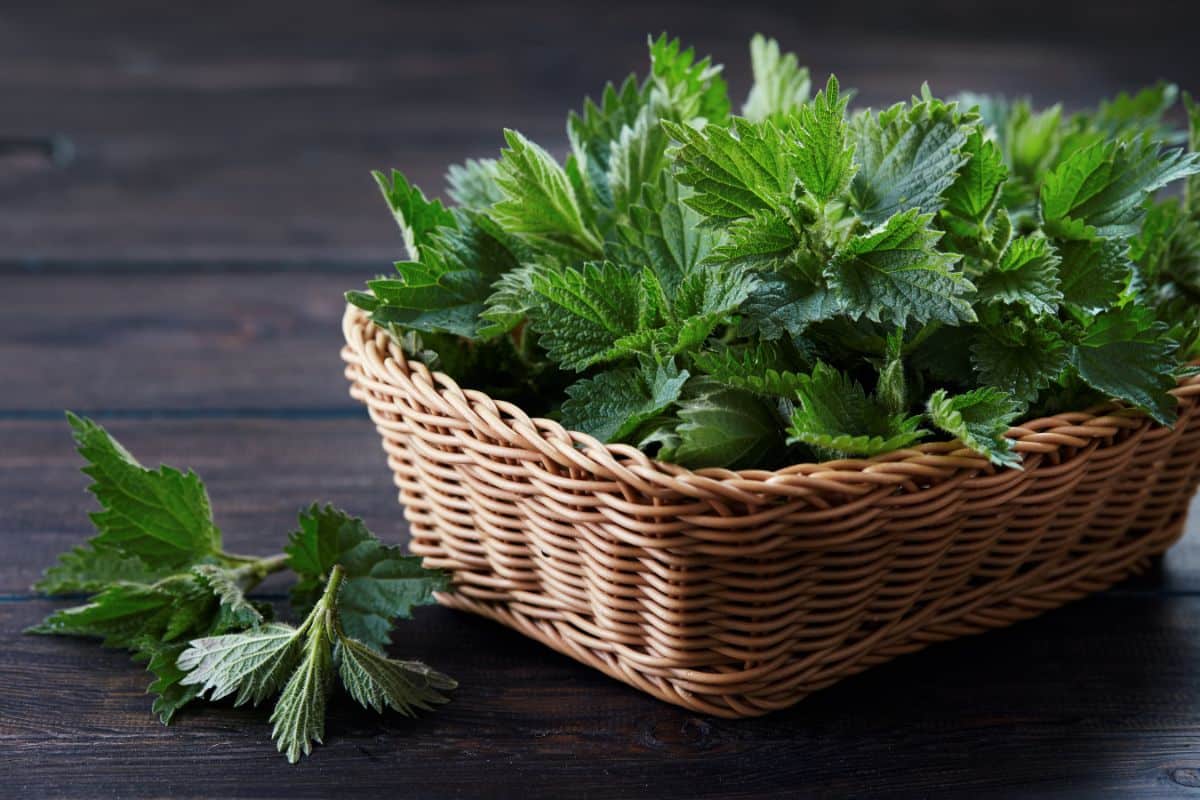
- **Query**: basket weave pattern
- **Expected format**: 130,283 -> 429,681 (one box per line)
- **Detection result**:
342,307 -> 1200,717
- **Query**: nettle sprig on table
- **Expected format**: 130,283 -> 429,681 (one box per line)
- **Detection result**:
349,35 -> 1200,470
30,414 -> 454,762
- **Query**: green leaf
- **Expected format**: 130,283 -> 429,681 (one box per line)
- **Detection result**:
740,272 -> 844,340
927,387 -> 1023,468
568,75 -> 651,209
971,322 -> 1069,404
788,74 -> 855,203
560,360 -> 690,442
445,158 -> 505,210
270,621 -> 334,763
668,264 -> 759,352
178,623 -> 303,706
648,34 -> 730,124
826,209 -> 975,325
941,127 -> 1007,238
712,211 -> 799,269
975,236 -> 1062,315
34,545 -> 169,596
617,172 -> 717,292
527,261 -> 643,371
1185,92 -> 1200,215
64,413 -> 221,567
337,637 -> 456,717
493,129 -> 604,260
850,94 -> 972,225
693,343 -> 808,398
607,108 -> 669,214
663,383 -> 781,469
1041,137 -> 1200,240
374,169 -> 456,260
285,505 -> 448,652
785,362 -> 927,459
1057,239 -> 1131,310
478,264 -> 537,338
742,34 -> 811,122
192,564 -> 264,627
1069,306 -> 1180,424
142,640 -> 203,724
665,117 -> 796,222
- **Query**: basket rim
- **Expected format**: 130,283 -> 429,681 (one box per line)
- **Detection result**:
343,305 -> 1200,503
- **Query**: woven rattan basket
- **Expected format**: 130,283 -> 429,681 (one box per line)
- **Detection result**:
342,306 -> 1200,718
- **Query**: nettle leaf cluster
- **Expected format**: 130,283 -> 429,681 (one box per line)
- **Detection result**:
30,414 -> 453,762
349,35 -> 1200,469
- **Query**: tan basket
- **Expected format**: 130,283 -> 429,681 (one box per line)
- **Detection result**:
342,306 -> 1200,718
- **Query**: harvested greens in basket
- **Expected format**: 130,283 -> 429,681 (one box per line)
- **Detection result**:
348,34 -> 1200,470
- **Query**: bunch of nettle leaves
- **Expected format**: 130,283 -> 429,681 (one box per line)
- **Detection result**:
350,35 -> 1200,470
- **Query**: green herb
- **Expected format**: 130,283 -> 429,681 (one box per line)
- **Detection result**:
29,414 -> 452,761
350,34 -> 1200,470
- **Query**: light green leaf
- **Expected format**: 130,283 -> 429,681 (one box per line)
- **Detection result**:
607,108 -> 669,214
445,158 -> 505,210
338,637 -> 457,717
648,34 -> 730,124
788,74 -> 855,202
927,387 -> 1023,468
178,623 -> 303,706
941,127 -> 1007,239
742,34 -> 811,122
374,169 -> 457,260
270,625 -> 334,764
493,129 -> 604,260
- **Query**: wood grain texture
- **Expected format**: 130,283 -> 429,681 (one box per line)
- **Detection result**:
6,594 -> 1200,799
1,0 -> 1197,262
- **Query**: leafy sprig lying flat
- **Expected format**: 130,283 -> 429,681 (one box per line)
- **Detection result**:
349,34 -> 1200,470
29,414 -> 453,761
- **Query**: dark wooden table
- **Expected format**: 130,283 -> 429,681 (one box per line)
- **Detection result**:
5,2 -> 1200,797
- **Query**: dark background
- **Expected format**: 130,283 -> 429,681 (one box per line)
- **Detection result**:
5,1 -> 1200,798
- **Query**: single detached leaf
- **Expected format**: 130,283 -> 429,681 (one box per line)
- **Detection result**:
374,169 -> 457,260
65,413 -> 221,567
742,34 -> 811,122
285,505 -> 448,652
927,387 -> 1023,468
338,637 -> 457,717
826,209 -> 975,325
785,362 -> 927,459
560,360 -> 690,442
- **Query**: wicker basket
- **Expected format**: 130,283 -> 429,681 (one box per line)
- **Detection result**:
342,306 -> 1200,718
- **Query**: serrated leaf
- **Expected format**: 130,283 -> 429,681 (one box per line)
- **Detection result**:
788,74 -> 855,202
617,172 -> 717,293
693,343 -> 808,397
826,209 -> 975,325
374,169 -> 457,260
178,623 -> 303,706
648,34 -> 730,125
740,272 -> 844,340
1069,306 -> 1179,424
971,322 -> 1069,403
1057,239 -> 1131,310
927,387 -> 1022,468
270,626 -> 334,764
493,129 -> 604,260
712,211 -> 798,269
34,545 -> 169,596
527,261 -> 643,371
445,157 -> 504,210
560,360 -> 689,442
337,637 -> 456,717
663,383 -> 781,469
785,362 -> 927,459
192,564 -> 263,627
607,107 -> 668,214
65,413 -> 221,567
742,34 -> 811,122
141,640 -> 202,724
1041,137 -> 1200,240
665,117 -> 796,222
285,505 -> 448,652
975,236 -> 1062,315
941,127 -> 1007,236
850,95 -> 972,225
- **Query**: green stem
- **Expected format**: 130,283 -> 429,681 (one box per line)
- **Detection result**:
902,321 -> 943,356
228,552 -> 290,593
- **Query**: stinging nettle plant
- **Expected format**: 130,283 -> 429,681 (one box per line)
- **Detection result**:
349,34 -> 1200,470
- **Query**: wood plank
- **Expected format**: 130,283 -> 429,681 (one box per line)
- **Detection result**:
1,0 -> 1195,262
0,272 -> 358,412
5,593 -> 1200,798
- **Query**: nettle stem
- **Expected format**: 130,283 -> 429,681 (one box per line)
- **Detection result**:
225,551 -> 290,592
